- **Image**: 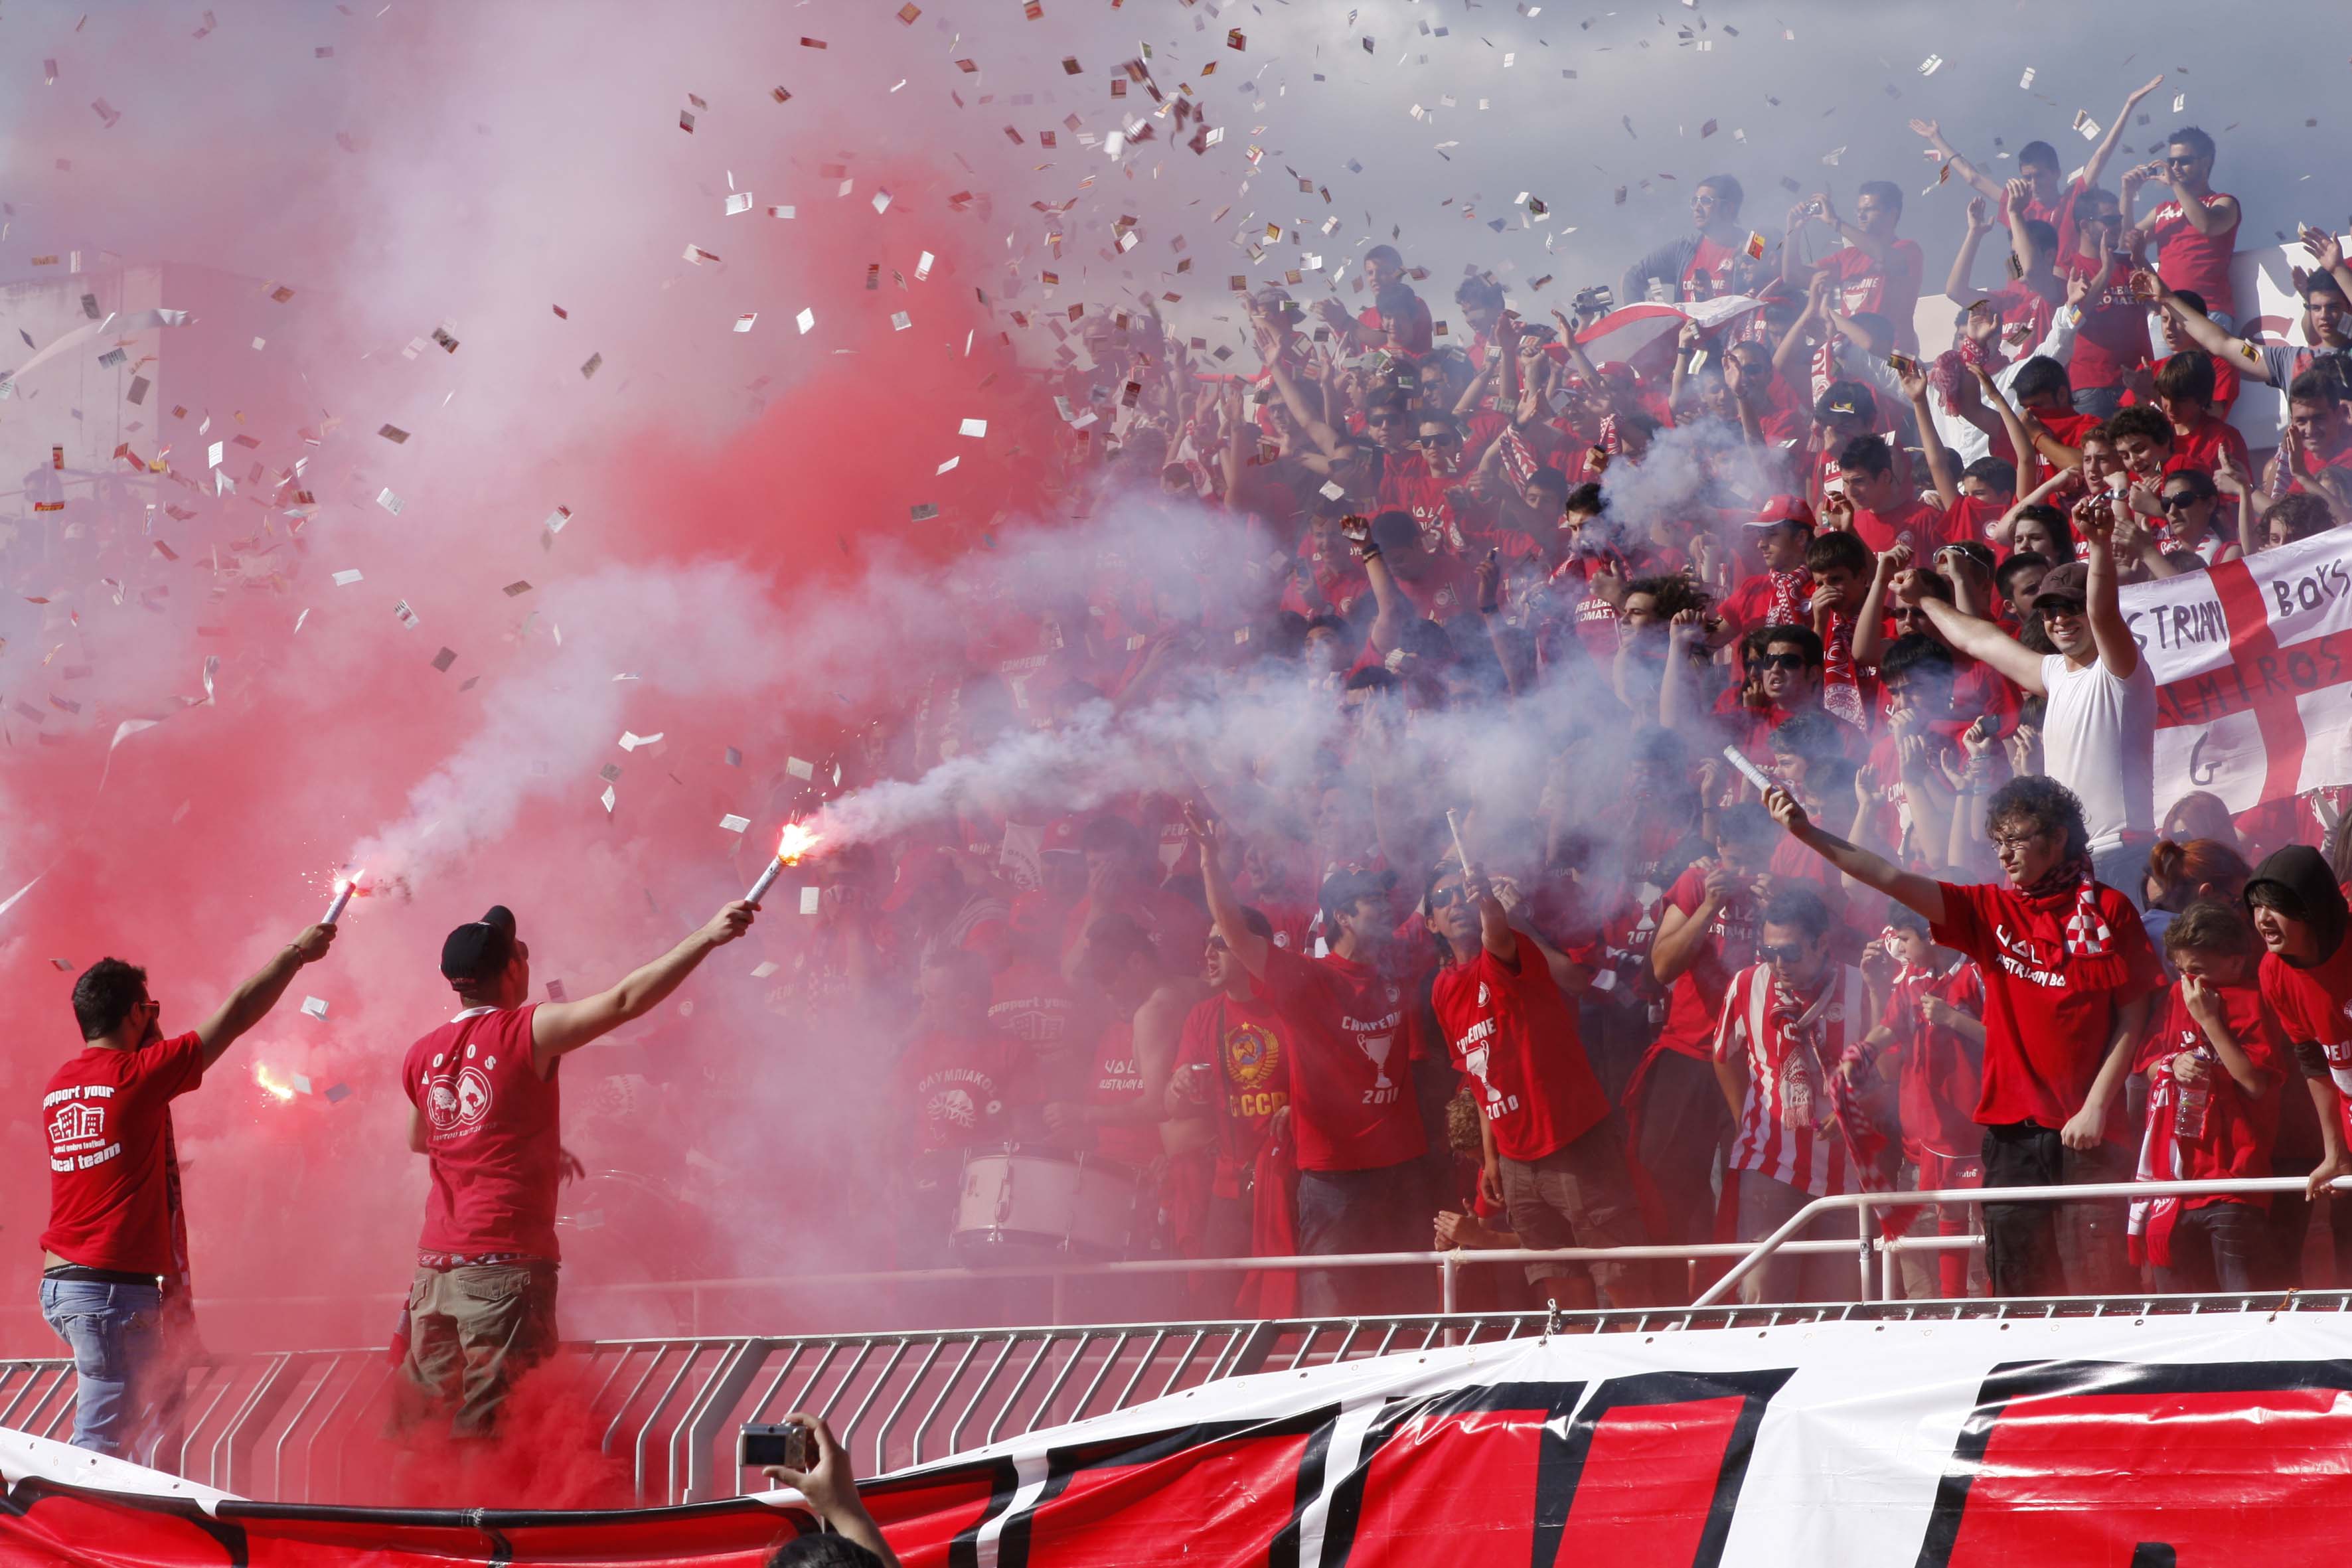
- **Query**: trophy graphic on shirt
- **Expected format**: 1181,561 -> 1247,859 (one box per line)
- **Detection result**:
1463,1041 -> 1502,1107
1360,1031 -> 1395,1092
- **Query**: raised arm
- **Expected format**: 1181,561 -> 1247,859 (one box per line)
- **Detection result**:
2072,495 -> 2142,678
1911,119 -> 2005,205
1184,801 -> 1269,977
1852,544 -> 1910,670
2140,272 -> 2270,383
1902,362 -> 1960,509
1816,189 -> 1893,266
530,902 -> 754,1071
1974,362 -> 2045,498
1913,584 -> 2048,693
1944,196 -> 1996,298
1464,861 -> 1518,964
1346,516 -> 1408,653
2081,76 -> 2166,191
196,924 -> 336,1068
1763,785 -> 1948,926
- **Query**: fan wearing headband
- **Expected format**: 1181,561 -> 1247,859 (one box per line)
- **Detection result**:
391,894 -> 755,1439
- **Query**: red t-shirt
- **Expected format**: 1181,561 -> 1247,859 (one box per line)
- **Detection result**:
1432,945 -> 1608,1164
41,1032 -> 205,1275
2063,252 -> 2154,392
2145,191 -> 2242,320
2165,413 -> 2250,481
2033,408 -> 2104,453
403,1004 -> 564,1260
1821,238 -> 1926,351
1250,947 -> 1425,1171
2258,940 -> 2352,1146
1653,863 -> 1762,1061
1084,1018 -> 1161,1167
2133,979 -> 2292,1205
987,959 -> 1081,1051
1928,880 -> 2164,1130
1877,961 -> 1986,1169
2126,351 -> 2241,420
1175,991 -> 1294,1196
900,1028 -> 1031,1156
1717,570 -> 1814,639
1849,495 -> 1976,556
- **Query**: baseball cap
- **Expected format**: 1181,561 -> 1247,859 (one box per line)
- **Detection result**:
440,905 -> 518,987
2035,562 -> 2090,603
1318,868 -> 1392,921
1745,494 -> 1817,530
1812,380 -> 1875,424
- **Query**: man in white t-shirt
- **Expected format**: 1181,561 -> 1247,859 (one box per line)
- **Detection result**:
1899,502 -> 2157,902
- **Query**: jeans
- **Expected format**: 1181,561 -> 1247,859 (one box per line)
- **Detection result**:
1295,1162 -> 1425,1316
1980,1123 -> 2134,1297
40,1276 -> 164,1458
2153,1202 -> 2265,1293
2072,384 -> 2126,420
1632,1050 -> 1733,1247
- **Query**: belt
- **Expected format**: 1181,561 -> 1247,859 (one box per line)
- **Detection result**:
42,1265 -> 161,1287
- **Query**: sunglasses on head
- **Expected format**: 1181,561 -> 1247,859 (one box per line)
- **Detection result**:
1759,943 -> 1810,966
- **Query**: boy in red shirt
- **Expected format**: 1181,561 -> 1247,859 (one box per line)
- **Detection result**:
396,897 -> 753,1437
1426,859 -> 1657,1310
1785,181 -> 1925,355
1636,803 -> 1778,1247
1765,774 -> 2163,1298
1861,907 -> 1986,1298
1715,495 -> 1816,639
42,927 -> 337,1456
2245,848 -> 2352,1197
2128,901 -> 2290,1293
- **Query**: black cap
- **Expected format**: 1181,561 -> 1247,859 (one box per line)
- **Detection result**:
1318,868 -> 1392,923
439,905 -> 518,988
1812,379 -> 1875,424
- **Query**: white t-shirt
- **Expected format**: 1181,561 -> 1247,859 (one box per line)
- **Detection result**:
2039,652 -> 2156,849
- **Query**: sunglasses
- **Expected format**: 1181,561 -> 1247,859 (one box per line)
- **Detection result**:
2037,597 -> 2086,619
1367,414 -> 1405,427
2160,492 -> 2203,512
1756,651 -> 1810,672
1206,935 -> 1230,953
1759,943 -> 1811,966
1415,431 -> 1461,447
1428,884 -> 1470,909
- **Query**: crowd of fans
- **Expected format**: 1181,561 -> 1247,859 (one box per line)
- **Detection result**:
763,93 -> 2352,1320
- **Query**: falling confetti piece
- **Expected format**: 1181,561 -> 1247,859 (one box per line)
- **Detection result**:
796,307 -> 816,333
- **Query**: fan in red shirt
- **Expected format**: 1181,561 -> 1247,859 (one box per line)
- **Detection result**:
40,926 -> 337,1457
2150,351 -> 2250,479
2124,127 -> 2242,325
1192,808 -> 1427,1317
394,897 -> 753,1439
1714,496 -> 1816,640
1167,910 -> 1296,1311
2245,848 -> 2352,1196
1633,803 -> 1778,1248
1786,181 -> 1925,356
2057,187 -> 2152,418
1425,858 -> 1659,1310
1860,910 -> 1986,1299
1766,774 -> 2162,1300
2128,902 -> 2292,1293
1824,435 -> 1976,556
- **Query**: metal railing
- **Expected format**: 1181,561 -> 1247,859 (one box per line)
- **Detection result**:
9,1174 -> 2341,1508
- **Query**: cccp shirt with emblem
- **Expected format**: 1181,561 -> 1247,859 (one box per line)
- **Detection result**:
1174,991 -> 1294,1196
1251,947 -> 1425,1171
402,1004 -> 563,1261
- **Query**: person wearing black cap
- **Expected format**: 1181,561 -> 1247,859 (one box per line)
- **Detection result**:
2247,848 -> 2352,1201
393,896 -> 753,1437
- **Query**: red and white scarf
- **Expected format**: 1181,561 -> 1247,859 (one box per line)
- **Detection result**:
2127,1067 -> 2185,1271
1820,611 -> 1867,728
2017,852 -> 2111,959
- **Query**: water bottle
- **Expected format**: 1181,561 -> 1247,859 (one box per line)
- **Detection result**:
2173,1073 -> 2211,1142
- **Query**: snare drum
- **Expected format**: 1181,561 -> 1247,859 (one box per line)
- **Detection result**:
953,1146 -> 1144,1256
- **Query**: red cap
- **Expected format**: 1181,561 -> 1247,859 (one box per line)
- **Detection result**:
1746,494 -> 1816,529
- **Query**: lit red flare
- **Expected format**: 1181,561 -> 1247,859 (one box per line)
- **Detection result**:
777,821 -> 821,866
254,1064 -> 297,1103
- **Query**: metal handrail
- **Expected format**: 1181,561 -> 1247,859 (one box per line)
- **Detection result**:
1691,1175 -> 2352,1307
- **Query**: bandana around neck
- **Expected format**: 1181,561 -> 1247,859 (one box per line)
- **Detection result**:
2015,850 -> 2111,959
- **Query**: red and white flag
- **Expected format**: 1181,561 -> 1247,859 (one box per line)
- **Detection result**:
2126,528 -> 2352,815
